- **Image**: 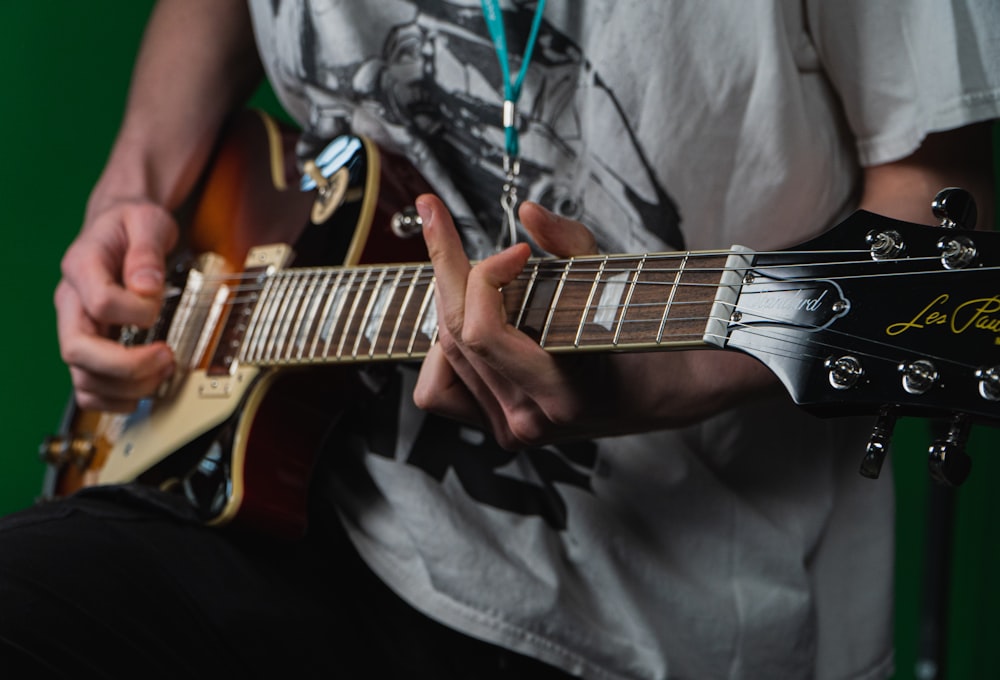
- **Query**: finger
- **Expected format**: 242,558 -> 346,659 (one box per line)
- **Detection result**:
56,282 -> 174,390
462,244 -> 550,385
120,202 -> 179,297
72,387 -> 144,414
62,245 -> 160,330
62,203 -> 177,328
518,201 -> 598,257
413,344 -> 489,427
418,193 -> 472,336
69,364 -> 169,413
416,343 -> 525,448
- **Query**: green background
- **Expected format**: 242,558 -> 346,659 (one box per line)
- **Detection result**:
1,3 -> 997,677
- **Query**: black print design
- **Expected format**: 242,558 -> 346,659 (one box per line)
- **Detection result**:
286,0 -> 683,250
279,1 -> 682,527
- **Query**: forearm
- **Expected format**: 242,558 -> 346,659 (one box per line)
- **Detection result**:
859,122 -> 995,228
620,123 -> 997,434
86,0 -> 263,221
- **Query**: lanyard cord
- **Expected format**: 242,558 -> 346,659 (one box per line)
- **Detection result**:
480,0 -> 547,160
481,0 -> 547,247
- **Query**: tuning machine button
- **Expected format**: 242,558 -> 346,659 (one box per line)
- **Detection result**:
937,235 -> 978,269
866,229 -> 906,261
390,206 -> 424,238
898,359 -> 939,395
826,355 -> 865,390
861,409 -> 897,479
38,433 -> 96,468
928,414 -> 972,486
931,187 -> 978,230
976,366 -> 1000,401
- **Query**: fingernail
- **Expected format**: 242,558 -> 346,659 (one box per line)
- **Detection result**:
131,267 -> 164,292
535,202 -> 559,223
157,348 -> 174,371
416,197 -> 434,226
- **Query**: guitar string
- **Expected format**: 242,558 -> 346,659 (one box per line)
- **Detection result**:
150,258 -> 1000,374
231,293 -> 995,380
171,252 -> 997,293
166,248 -> 907,286
161,267 -> 1000,333
162,262 -> 1000,325
163,260 -> 1000,309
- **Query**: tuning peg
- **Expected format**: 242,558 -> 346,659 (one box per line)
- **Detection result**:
931,188 -> 977,230
390,206 -> 424,238
928,414 -> 972,486
861,409 -> 897,479
38,433 -> 95,468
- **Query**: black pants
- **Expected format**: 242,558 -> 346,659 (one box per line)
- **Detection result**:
0,485 -> 573,679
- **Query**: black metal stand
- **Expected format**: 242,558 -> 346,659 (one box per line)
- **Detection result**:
914,480 -> 957,680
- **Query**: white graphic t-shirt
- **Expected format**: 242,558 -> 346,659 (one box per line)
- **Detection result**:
247,1 -> 1000,678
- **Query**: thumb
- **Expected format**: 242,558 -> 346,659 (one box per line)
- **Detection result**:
121,203 -> 179,298
518,202 -> 599,258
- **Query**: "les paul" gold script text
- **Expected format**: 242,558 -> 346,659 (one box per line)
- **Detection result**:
886,294 -> 1000,343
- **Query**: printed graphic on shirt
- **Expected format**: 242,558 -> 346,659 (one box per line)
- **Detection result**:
263,1 -> 678,527
262,0 -> 684,252
354,367 -> 599,531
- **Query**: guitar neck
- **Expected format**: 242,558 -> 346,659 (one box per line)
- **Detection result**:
200,247 -> 752,371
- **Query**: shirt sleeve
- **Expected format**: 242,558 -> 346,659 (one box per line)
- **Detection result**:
805,0 -> 1000,166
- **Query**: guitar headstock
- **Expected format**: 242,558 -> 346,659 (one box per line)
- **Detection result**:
727,189 -> 999,484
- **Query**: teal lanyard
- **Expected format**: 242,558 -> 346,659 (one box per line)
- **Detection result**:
480,0 -> 547,246
480,0 -> 547,160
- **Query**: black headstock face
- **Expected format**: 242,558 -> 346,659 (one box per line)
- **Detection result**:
727,209 -> 1000,427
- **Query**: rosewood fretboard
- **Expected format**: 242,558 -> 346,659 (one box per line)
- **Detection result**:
201,249 -> 747,373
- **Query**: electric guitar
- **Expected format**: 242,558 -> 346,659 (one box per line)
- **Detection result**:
41,111 -> 1000,538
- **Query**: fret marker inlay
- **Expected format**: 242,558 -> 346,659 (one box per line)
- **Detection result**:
594,271 -> 629,330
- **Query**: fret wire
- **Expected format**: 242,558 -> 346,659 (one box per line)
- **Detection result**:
288,272 -> 317,360
275,272 -> 308,362
575,256 -> 607,348
245,271 -> 278,363
337,268 -> 372,359
287,271 -> 318,360
369,267 -> 404,358
257,273 -> 285,362
612,255 -> 647,347
514,260 -> 541,330
323,269 -> 357,360
311,269 -> 345,361
656,253 -> 688,344
295,270 -> 328,361
387,265 -> 423,358
353,268 -> 388,359
410,275 -> 437,355
263,272 -> 296,362
539,257 -> 573,348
